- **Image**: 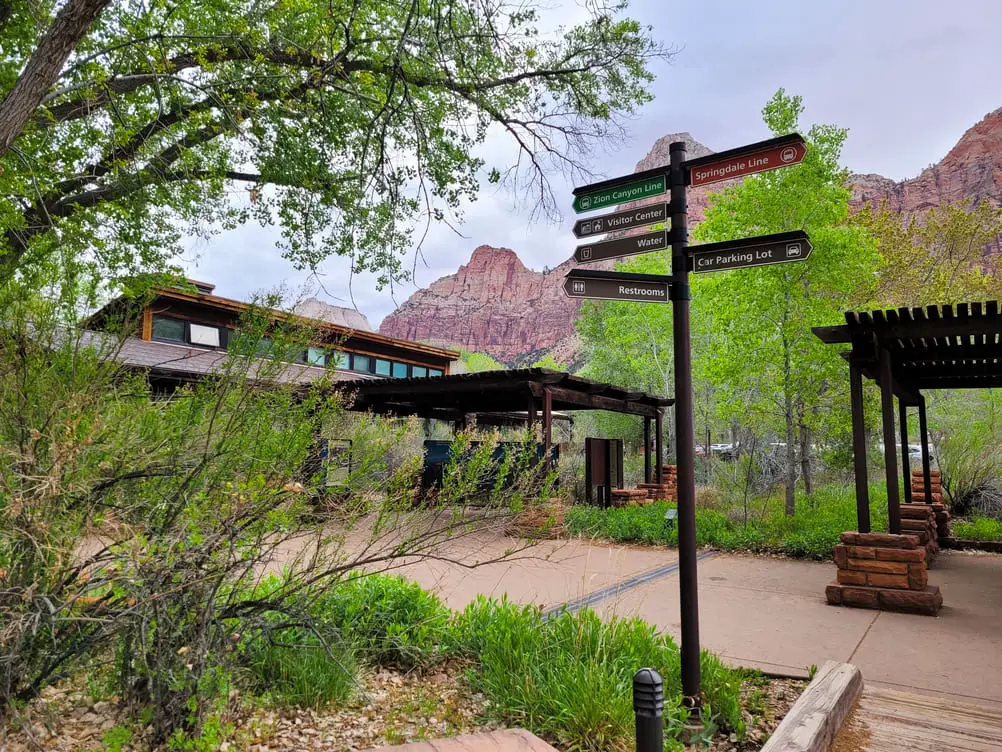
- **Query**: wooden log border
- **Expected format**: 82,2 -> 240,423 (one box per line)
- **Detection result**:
761,661 -> 863,752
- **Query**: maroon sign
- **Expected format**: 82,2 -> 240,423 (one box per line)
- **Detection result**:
689,138 -> 806,187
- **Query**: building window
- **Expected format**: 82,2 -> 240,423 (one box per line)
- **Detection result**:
375,358 -> 392,377
412,366 -> 427,378
189,323 -> 221,348
391,361 -> 409,378
352,354 -> 372,373
151,315 -> 185,343
306,347 -> 326,367
428,368 -> 443,378
328,351 -> 349,369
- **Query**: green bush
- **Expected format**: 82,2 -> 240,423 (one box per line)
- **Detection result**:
452,597 -> 743,751
310,573 -> 453,669
953,517 -> 1002,542
565,484 -> 890,559
242,634 -> 359,708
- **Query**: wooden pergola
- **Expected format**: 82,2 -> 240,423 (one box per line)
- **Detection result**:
813,301 -> 1002,534
335,368 -> 675,481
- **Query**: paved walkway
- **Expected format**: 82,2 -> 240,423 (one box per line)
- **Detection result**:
397,537 -> 1002,706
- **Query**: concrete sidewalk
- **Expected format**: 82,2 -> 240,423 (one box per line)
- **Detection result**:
397,537 -> 1002,706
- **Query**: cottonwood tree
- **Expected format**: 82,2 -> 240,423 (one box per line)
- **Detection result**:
854,200 -> 1002,307
691,90 -> 879,513
0,0 -> 669,288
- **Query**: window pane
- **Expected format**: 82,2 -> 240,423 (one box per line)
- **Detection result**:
391,361 -> 409,378
412,366 -> 427,378
352,354 -> 371,372
189,323 -> 220,347
428,368 -> 443,378
151,316 -> 185,342
307,347 -> 326,366
255,337 -> 272,358
328,351 -> 349,369
375,358 -> 392,376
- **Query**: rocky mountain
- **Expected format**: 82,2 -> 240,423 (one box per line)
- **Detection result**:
379,111 -> 1002,364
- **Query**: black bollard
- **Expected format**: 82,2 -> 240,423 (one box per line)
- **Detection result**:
633,667 -> 664,752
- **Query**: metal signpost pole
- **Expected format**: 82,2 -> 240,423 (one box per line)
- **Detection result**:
669,141 -> 701,704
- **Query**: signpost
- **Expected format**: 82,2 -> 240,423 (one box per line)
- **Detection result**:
572,174 -> 666,214
574,230 -> 668,264
572,203 -> 669,239
562,269 -> 672,302
567,132 -> 810,709
690,231 -> 813,274
686,134 -> 807,188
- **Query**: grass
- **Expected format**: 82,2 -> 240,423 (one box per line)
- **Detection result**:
565,483 -> 891,559
452,596 -> 743,752
953,516 -> 1002,541
237,574 -> 746,751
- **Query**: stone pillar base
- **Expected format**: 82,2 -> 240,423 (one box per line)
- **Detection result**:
827,532 -> 942,616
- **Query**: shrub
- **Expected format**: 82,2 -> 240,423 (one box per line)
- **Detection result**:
953,517 -> 1002,542
565,484 -> 889,560
452,597 -> 743,751
308,573 -> 454,670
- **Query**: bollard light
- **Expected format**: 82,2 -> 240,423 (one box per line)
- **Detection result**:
633,667 -> 664,752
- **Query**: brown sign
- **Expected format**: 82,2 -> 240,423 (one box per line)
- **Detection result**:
689,138 -> 806,187
574,230 -> 667,264
563,272 -> 671,302
690,231 -> 813,273
573,203 -> 669,239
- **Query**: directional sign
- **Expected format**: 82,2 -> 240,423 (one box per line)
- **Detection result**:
573,203 -> 669,239
572,174 -> 666,214
563,270 -> 672,303
686,134 -> 807,188
690,231 -> 813,274
574,229 -> 667,264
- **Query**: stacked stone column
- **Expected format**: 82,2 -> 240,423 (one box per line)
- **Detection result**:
909,470 -> 951,540
826,532 -> 942,615
610,488 -> 650,507
637,465 -> 678,502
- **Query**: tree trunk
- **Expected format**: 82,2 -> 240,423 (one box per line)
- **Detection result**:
799,418 -> 813,496
0,0 -> 113,157
784,400 -> 796,515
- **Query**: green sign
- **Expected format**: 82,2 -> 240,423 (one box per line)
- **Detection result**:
573,174 -> 666,214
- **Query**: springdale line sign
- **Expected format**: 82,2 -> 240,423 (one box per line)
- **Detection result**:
686,134 -> 807,188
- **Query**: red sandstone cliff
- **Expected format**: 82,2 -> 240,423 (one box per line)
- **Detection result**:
380,111 -> 1002,363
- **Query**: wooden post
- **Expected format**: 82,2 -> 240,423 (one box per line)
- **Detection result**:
542,388 -> 553,470
644,417 -> 652,484
142,306 -> 153,340
527,394 -> 537,433
655,408 -> 664,485
919,396 -> 933,503
849,362 -> 871,533
585,437 -> 594,506
879,348 -> 901,535
899,398 -> 912,505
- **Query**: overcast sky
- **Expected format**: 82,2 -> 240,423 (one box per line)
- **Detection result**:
180,0 -> 1002,328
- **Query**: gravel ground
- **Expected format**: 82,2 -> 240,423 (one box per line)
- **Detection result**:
1,668 -> 803,751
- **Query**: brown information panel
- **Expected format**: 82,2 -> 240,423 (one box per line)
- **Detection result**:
691,232 -> 813,274
563,274 -> 671,302
574,229 -> 667,264
573,203 -> 669,239
689,137 -> 806,187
